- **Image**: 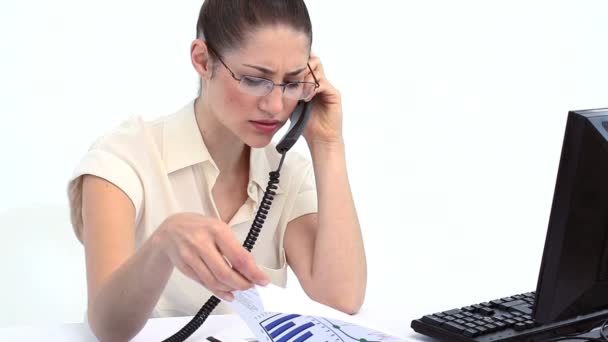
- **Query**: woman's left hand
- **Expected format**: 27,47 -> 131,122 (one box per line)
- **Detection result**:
302,54 -> 343,147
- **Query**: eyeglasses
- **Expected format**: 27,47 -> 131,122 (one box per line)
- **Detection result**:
207,44 -> 320,100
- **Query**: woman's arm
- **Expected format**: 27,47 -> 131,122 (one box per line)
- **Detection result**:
81,175 -> 173,341
284,54 -> 367,314
284,141 -> 367,314
81,174 -> 270,341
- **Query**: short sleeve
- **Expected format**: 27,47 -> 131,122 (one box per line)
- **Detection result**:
287,163 -> 318,222
67,118 -> 146,243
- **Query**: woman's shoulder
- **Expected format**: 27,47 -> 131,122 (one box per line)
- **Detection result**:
66,104 -> 193,241
88,114 -> 161,156
86,103 -> 192,160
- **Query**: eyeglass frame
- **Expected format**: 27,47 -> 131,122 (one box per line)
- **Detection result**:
205,42 -> 320,99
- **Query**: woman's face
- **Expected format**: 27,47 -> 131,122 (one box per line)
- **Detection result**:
205,25 -> 311,148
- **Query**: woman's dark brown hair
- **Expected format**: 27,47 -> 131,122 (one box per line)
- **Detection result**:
196,0 -> 313,60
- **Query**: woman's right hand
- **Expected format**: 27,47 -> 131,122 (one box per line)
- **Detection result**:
152,213 -> 271,301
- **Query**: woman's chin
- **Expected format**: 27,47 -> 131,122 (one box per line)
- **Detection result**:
243,134 -> 274,149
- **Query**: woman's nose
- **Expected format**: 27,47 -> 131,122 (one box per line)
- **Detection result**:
259,86 -> 285,115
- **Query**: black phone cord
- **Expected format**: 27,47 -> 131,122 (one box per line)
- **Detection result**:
162,153 -> 287,342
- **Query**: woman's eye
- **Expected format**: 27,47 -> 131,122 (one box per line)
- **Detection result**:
242,77 -> 267,87
285,83 -> 302,90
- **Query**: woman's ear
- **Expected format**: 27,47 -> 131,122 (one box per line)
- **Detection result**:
191,39 -> 213,80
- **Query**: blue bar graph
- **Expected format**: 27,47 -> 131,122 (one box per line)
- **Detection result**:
264,314 -> 301,331
254,312 -> 406,342
292,331 -> 313,342
275,322 -> 315,342
270,322 -> 296,338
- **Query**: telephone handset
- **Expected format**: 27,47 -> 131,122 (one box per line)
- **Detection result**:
276,100 -> 314,154
164,100 -> 313,342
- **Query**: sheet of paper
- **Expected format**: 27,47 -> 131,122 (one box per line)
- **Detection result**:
228,286 -> 267,341
228,285 -> 409,342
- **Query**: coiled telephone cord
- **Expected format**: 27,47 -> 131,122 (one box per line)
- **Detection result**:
162,153 -> 287,342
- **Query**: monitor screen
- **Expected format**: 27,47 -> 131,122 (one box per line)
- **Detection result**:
534,108 -> 608,323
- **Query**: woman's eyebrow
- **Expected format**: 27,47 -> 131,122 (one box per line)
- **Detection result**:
242,64 -> 307,76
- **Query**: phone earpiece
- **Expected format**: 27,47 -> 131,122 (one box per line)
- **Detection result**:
275,100 -> 313,154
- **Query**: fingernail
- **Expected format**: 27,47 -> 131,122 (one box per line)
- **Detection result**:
222,293 -> 234,302
258,278 -> 270,286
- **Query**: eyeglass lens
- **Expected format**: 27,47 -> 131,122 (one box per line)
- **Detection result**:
239,76 -> 315,100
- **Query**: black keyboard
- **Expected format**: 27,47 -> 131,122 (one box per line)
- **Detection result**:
411,291 -> 608,341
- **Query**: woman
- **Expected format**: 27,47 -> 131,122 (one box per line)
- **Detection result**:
67,0 -> 366,340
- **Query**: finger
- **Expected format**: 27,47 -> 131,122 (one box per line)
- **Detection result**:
306,65 -> 324,85
174,259 -> 200,284
308,61 -> 336,96
177,250 -> 232,293
215,290 -> 235,302
199,244 -> 255,291
304,60 -> 323,102
307,56 -> 325,78
181,265 -> 234,302
214,229 -> 270,286
183,263 -> 234,301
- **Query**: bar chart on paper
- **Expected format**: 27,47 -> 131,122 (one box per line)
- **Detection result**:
251,312 -> 405,342
227,285 -> 407,342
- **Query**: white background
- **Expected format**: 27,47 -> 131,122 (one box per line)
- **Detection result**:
1,0 -> 607,334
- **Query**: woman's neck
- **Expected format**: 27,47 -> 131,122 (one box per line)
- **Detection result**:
194,97 -> 249,175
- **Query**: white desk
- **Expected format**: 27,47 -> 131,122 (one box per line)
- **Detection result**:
0,282 -> 435,341
0,312 -> 430,342
0,315 -> 251,342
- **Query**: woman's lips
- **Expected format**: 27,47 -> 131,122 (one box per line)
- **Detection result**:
250,120 -> 281,133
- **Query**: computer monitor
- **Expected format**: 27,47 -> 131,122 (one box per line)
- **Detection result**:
534,108 -> 608,323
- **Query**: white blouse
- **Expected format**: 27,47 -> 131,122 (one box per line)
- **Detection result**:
67,100 -> 317,316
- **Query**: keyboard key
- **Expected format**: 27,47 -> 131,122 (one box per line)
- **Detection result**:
476,326 -> 489,334
479,307 -> 494,315
442,322 -> 466,333
475,320 -> 487,326
490,299 -> 504,306
462,306 -> 475,313
443,309 -> 462,315
503,299 -> 527,308
485,324 -> 498,331
510,304 -> 533,315
514,322 -> 527,331
463,328 -> 481,337
421,315 -> 445,326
